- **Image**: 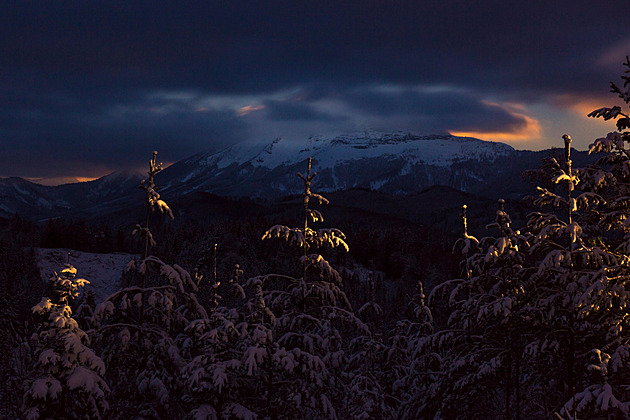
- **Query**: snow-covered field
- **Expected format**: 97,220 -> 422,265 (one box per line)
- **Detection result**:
36,248 -> 138,303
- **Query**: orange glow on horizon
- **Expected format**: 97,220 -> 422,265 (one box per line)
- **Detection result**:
449,101 -> 542,143
552,94 -> 624,126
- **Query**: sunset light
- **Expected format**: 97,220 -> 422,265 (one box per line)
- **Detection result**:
449,102 -> 542,144
2,3 -> 630,418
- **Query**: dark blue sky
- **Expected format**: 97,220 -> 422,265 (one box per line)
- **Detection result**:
1,1 -> 628,184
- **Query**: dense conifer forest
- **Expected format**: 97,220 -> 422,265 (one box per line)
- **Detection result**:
2,59 -> 630,419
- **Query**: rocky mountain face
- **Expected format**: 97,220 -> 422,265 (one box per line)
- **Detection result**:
0,132 -> 596,220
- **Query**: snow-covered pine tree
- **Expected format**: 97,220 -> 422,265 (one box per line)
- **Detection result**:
90,151 -> 207,419
387,279 -> 435,419
415,200 -> 530,419
357,272 -> 384,330
410,103 -> 630,419
580,56 -> 630,246
138,151 -> 173,260
258,157 -> 368,419
182,264 -> 257,420
587,55 -> 630,135
547,59 -> 630,419
233,272 -> 279,419
263,157 -> 349,284
522,132 -> 630,419
23,265 -> 109,420
1,219 -> 55,418
343,272 -> 390,419
75,289 -> 97,331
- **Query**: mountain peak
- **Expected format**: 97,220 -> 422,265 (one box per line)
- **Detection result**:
200,131 -> 512,170
156,131 -> 517,199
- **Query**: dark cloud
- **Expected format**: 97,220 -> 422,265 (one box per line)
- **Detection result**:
1,0 -> 628,180
263,99 -> 345,122
1,90 -> 245,178
2,1 -> 624,95
342,88 -> 528,133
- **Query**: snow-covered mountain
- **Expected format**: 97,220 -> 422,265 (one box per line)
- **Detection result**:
159,131 -> 516,198
196,131 -> 513,169
0,170 -> 143,220
0,131 -> 597,220
0,177 -> 72,219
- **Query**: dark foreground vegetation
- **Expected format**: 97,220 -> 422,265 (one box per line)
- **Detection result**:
2,59 -> 630,419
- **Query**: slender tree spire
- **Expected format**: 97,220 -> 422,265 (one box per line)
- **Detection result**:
297,157 -> 316,282
213,242 -> 218,286
462,204 -> 469,237
563,134 -> 574,223
139,151 -> 164,261
262,155 -> 347,285
496,198 -> 513,236
562,134 -> 577,403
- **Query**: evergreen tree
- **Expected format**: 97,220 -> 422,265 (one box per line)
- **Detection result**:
344,273 -> 390,419
549,58 -> 630,419
415,200 -> 530,419
24,265 -> 109,420
391,279 -> 435,419
259,157 -> 367,419
0,237 -> 42,417
90,151 -> 205,419
182,264 -> 256,420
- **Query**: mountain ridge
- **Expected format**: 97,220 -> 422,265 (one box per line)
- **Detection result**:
0,132 -> 596,220
158,132 -> 517,199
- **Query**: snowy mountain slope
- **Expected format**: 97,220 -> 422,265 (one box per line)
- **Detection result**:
0,177 -> 72,219
56,170 -> 143,202
0,170 -> 143,219
198,131 -> 514,169
158,131 -> 516,198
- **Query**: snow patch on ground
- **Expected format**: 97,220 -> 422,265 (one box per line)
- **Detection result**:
181,168 -> 201,183
12,184 -> 32,196
370,178 -> 388,190
36,197 -> 53,209
0,203 -> 15,214
36,248 -> 138,303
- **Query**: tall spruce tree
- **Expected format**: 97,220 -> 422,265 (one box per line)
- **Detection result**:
345,273 -> 390,419
182,264 -> 258,420
258,157 -> 368,419
550,57 -> 630,419
414,201 -> 529,419
90,151 -> 206,419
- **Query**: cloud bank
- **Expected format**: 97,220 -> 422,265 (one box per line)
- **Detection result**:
1,1 -> 628,181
